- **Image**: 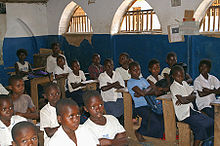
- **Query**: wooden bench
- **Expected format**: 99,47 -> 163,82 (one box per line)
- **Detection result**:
177,122 -> 191,146
211,99 -> 220,146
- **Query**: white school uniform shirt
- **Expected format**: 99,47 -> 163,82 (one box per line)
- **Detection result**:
161,67 -> 171,78
194,74 -> 220,111
146,75 -> 163,84
48,125 -> 99,146
170,80 -> 195,121
40,103 -> 59,146
46,54 -> 67,73
83,115 -> 125,140
98,71 -> 125,102
0,115 -> 27,146
54,65 -> 72,76
67,70 -> 86,92
16,61 -> 29,72
0,83 -> 9,95
115,67 -> 143,81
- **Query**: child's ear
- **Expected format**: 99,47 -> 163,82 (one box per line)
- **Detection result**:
128,69 -> 131,75
42,94 -> 47,99
57,115 -> 62,123
83,106 -> 88,113
8,85 -> 12,90
12,141 -> 17,146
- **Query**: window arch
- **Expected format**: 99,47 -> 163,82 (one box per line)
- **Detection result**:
66,6 -> 93,33
119,0 -> 161,33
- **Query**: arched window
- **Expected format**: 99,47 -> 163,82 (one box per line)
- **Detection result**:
119,0 -> 161,33
200,0 -> 220,32
66,6 -> 93,33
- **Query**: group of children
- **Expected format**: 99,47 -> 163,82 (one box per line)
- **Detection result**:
0,42 -> 219,146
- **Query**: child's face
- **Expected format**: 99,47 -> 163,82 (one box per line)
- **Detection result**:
52,45 -> 60,55
10,80 -> 25,95
71,62 -> 80,73
104,60 -> 114,74
0,99 -> 13,121
92,55 -> 100,65
129,65 -> 141,79
13,127 -> 38,146
85,96 -> 104,119
119,55 -> 129,66
167,56 -> 177,67
18,53 -> 26,61
172,70 -> 185,84
45,87 -> 61,107
149,63 -> 160,76
57,58 -> 65,67
199,64 -> 210,75
58,105 -> 80,131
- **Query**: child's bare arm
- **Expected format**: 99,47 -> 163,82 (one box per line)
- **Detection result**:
175,92 -> 196,104
99,132 -> 128,146
198,87 -> 220,97
16,107 -> 39,120
70,82 -> 84,90
55,73 -> 69,79
44,126 -> 59,137
101,81 -> 123,91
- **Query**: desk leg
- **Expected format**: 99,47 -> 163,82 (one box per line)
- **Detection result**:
162,100 -> 176,142
30,80 -> 38,110
123,92 -> 136,140
214,106 -> 220,146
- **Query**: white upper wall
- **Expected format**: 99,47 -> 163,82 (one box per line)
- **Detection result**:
5,0 -> 212,37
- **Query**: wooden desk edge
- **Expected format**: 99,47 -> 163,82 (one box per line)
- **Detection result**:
156,94 -> 172,101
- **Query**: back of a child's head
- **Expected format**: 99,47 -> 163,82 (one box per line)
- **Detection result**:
82,90 -> 103,106
43,82 -> 60,94
148,59 -> 160,72
199,59 -> 211,69
8,75 -> 23,86
166,52 -> 177,60
56,98 -> 78,116
12,121 -> 38,144
129,61 -> 140,70
16,49 -> 27,57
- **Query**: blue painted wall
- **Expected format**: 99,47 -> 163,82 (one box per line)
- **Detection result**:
1,34 -> 219,86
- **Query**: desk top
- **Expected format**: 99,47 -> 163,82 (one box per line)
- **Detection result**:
211,99 -> 220,106
156,93 -> 172,101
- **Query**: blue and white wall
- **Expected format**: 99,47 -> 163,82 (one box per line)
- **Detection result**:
1,0 -> 219,85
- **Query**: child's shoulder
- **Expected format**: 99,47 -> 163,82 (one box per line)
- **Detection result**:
11,115 -> 27,124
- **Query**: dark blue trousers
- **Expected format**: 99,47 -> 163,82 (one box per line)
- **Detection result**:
182,109 -> 214,140
134,106 -> 164,138
201,106 -> 214,119
66,89 -> 84,107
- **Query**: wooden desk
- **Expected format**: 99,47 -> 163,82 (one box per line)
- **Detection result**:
30,75 -> 53,110
157,94 -> 177,143
211,99 -> 220,146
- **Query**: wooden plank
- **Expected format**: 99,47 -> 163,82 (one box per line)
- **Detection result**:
208,8 -> 211,31
0,0 -> 47,3
218,7 -> 220,31
150,10 -> 153,31
177,122 -> 191,146
213,8 -> 216,30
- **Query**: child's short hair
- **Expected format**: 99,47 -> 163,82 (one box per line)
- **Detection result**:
119,52 -> 129,59
56,55 -> 65,62
8,75 -> 23,86
166,52 -> 177,60
199,59 -> 211,69
171,65 -> 184,76
43,82 -> 60,94
56,99 -> 78,116
71,59 -> 79,65
0,94 -> 12,105
129,61 -> 140,70
92,53 -> 100,59
11,121 -> 37,142
148,59 -> 160,70
16,49 -> 27,57
104,58 -> 113,66
51,42 -> 60,49
82,90 -> 103,106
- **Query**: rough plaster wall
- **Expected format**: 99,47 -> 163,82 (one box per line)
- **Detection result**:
5,3 -> 48,37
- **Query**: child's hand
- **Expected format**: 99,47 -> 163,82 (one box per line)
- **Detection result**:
175,94 -> 182,99
99,138 -> 112,146
113,81 -> 122,89
202,87 -> 212,94
175,100 -> 181,106
15,112 -> 24,117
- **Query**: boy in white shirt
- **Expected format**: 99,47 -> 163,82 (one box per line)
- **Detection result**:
40,83 -> 60,146
115,53 -> 130,82
0,95 -> 27,146
67,60 -> 86,107
161,52 -> 177,78
48,98 -> 99,146
170,65 -> 213,146
83,90 -> 128,145
98,59 -> 125,124
194,59 -> 220,119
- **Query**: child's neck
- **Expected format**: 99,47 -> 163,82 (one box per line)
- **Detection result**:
19,59 -> 25,64
122,64 -> 128,70
62,125 -> 77,144
90,115 -> 106,126
73,70 -> 79,76
152,74 -> 159,81
201,73 -> 209,80
106,71 -> 113,78
131,76 -> 140,80
59,65 -> 64,70
11,93 -> 22,101
0,117 -> 11,127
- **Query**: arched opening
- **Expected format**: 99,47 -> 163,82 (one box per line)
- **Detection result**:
111,0 -> 161,34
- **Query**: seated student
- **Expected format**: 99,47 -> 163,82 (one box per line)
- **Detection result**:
83,90 -> 128,146
88,53 -> 104,80
194,59 -> 220,119
98,58 -> 125,124
0,95 -> 27,145
40,83 -> 60,146
54,55 -> 72,80
161,52 -> 177,79
0,83 -> 9,94
46,42 -> 67,74
176,62 -> 193,85
11,121 -> 38,146
127,61 -> 164,142
8,75 -> 38,120
67,60 -> 86,106
170,65 -> 214,146
48,98 -> 99,146
14,48 -> 32,80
